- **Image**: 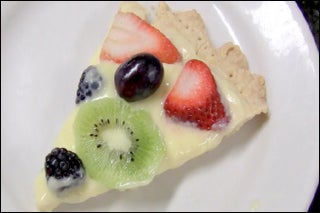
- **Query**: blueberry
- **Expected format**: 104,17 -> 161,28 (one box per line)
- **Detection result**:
75,66 -> 104,104
114,53 -> 164,102
45,147 -> 85,192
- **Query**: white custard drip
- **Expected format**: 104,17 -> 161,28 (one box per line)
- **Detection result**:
47,168 -> 85,192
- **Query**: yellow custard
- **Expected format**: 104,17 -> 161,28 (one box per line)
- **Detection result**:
35,2 -> 262,211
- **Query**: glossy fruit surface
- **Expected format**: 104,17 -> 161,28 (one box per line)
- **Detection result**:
45,147 -> 85,191
100,12 -> 180,64
164,59 -> 229,130
115,53 -> 164,102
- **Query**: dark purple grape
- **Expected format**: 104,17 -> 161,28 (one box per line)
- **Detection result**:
114,53 -> 164,102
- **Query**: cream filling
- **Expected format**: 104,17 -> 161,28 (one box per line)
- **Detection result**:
35,3 -> 255,211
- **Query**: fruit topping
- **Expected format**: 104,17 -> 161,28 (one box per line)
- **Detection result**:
100,12 -> 180,64
114,53 -> 164,102
74,97 -> 165,189
45,147 -> 85,192
164,59 -> 229,130
75,66 -> 104,104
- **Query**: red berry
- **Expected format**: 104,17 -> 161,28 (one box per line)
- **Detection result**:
100,12 -> 181,64
164,59 -> 229,130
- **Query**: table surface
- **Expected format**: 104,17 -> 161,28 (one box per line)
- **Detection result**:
1,1 -> 318,211
295,1 -> 319,212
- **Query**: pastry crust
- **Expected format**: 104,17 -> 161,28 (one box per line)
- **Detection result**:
35,3 -> 269,211
153,2 -> 268,115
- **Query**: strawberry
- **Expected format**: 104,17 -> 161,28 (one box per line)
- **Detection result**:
100,12 -> 180,64
164,59 -> 229,130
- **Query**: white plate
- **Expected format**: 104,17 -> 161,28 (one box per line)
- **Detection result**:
1,1 -> 319,211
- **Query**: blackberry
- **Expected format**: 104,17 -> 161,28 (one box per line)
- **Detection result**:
75,65 -> 104,104
45,147 -> 85,191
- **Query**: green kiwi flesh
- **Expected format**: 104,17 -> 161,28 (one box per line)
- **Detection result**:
74,97 -> 165,189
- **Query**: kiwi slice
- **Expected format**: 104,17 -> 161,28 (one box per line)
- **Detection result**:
74,97 -> 165,189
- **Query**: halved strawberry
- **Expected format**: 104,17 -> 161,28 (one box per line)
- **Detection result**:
100,12 -> 180,64
164,59 -> 229,130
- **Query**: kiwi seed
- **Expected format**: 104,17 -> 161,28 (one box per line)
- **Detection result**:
74,98 -> 165,189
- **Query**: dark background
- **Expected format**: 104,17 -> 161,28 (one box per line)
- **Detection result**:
295,0 -> 319,212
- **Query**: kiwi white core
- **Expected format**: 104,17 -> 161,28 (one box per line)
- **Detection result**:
101,128 -> 132,152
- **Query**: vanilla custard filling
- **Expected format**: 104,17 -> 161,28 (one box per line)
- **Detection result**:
35,3 -> 255,211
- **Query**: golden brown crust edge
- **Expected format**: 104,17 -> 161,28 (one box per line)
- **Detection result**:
154,2 -> 268,115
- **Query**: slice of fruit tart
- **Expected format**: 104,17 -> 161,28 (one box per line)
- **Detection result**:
35,1 -> 268,211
